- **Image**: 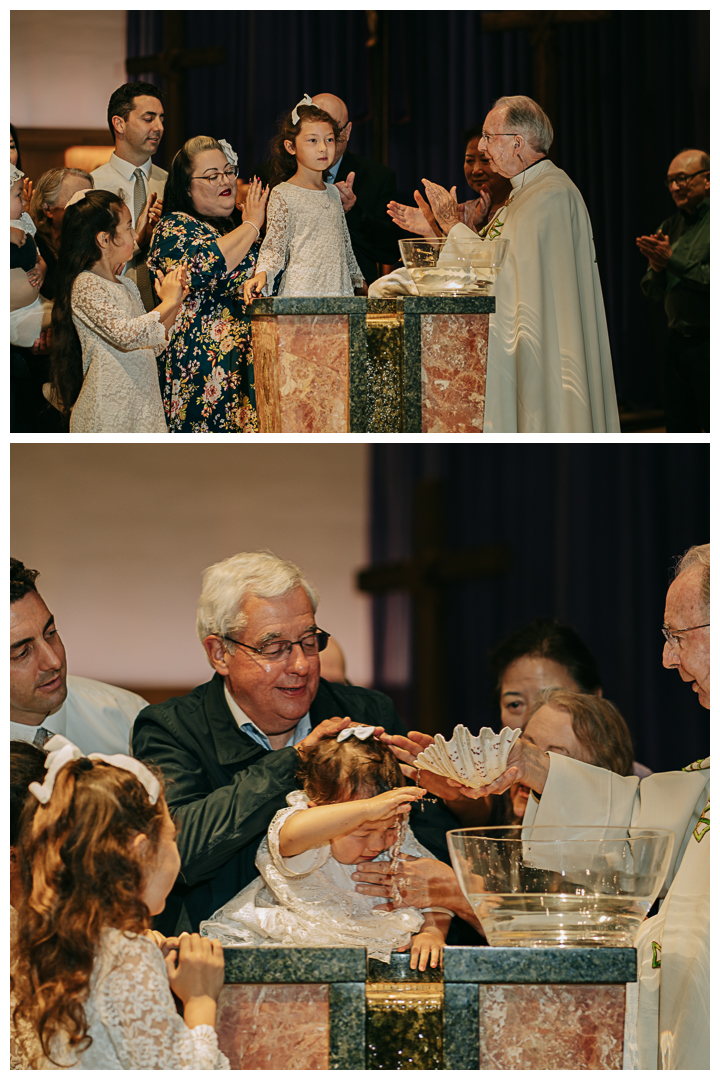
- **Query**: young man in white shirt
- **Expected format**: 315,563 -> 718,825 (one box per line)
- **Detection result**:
91,81 -> 168,308
10,558 -> 147,755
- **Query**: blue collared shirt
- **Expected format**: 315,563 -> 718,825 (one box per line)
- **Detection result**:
326,154 -> 344,185
223,684 -> 311,750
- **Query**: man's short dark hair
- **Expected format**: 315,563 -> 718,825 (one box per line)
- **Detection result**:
107,81 -> 164,138
11,558 -> 39,604
11,740 -> 47,846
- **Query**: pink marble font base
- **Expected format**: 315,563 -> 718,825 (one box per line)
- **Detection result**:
216,983 -> 330,1070
252,315 -> 350,433
420,313 -> 488,433
478,983 -> 626,1070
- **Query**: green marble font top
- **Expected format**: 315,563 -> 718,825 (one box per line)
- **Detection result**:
249,296 -> 495,316
222,946 -> 636,985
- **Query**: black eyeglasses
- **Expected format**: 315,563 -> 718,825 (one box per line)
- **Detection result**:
661,622 -> 709,647
223,629 -> 330,662
664,169 -> 708,188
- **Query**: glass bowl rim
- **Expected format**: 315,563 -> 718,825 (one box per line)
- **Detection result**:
447,825 -> 675,841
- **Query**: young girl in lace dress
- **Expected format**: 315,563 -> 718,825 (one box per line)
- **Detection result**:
200,729 -> 450,969
243,98 -> 365,300
11,735 -> 229,1070
49,190 -> 188,433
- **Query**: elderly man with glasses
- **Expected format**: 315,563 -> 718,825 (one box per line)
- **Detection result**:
466,544 -> 710,1069
132,550 -> 459,937
637,149 -> 710,432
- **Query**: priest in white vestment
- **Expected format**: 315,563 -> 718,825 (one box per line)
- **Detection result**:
471,95 -> 619,433
468,544 -> 710,1069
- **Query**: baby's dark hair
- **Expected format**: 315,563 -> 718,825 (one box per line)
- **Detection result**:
297,733 -> 404,805
268,104 -> 340,188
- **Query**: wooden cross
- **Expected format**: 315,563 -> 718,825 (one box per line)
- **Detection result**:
357,477 -> 511,738
481,11 -> 611,157
125,12 -> 226,162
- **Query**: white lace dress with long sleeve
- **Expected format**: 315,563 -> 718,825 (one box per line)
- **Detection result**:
10,928 -> 229,1070
256,183 -> 364,297
70,272 -> 168,433
200,790 -> 446,963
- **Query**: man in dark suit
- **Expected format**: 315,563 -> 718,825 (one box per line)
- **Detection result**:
312,92 -> 404,284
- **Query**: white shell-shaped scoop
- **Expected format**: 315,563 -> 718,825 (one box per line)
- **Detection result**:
415,725 -> 521,788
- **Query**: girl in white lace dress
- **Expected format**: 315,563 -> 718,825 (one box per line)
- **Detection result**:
201,729 -> 451,968
11,735 -> 229,1070
243,100 -> 364,300
48,190 -> 188,432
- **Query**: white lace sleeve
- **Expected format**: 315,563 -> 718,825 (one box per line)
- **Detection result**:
334,186 -> 364,287
256,188 -> 291,294
265,792 -> 331,876
95,934 -> 229,1070
72,273 -> 168,353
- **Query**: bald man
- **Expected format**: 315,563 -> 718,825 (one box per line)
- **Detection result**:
637,148 -> 710,432
310,92 -> 405,284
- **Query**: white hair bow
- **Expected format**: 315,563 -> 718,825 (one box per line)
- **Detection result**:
64,189 -> 88,210
10,163 -> 24,186
218,139 -> 238,167
337,724 -> 376,743
29,734 -> 161,806
291,94 -> 313,125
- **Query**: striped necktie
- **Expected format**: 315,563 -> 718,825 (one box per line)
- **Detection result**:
33,725 -> 53,748
132,167 -> 155,311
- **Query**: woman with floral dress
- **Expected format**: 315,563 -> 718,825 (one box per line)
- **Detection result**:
148,137 -> 268,432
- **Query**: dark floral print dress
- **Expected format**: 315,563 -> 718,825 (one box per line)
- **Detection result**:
148,212 -> 259,432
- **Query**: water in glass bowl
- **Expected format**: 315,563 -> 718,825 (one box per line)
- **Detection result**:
468,892 -> 652,948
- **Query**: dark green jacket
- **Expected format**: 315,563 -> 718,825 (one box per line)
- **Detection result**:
640,197 -> 710,331
132,674 -> 459,934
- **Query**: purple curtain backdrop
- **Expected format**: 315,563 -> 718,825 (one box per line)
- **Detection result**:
128,11 -> 709,409
367,444 -> 709,776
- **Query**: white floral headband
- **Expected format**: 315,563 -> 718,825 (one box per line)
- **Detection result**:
337,725 -> 375,743
291,94 -> 313,125
11,163 -> 24,186
29,734 -> 161,806
218,139 -> 237,167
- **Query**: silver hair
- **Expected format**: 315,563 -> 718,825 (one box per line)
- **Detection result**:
196,550 -> 320,652
493,95 -> 554,154
675,544 -> 710,615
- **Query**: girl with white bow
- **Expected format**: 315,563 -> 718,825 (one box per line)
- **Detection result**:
11,735 -> 230,1070
243,95 -> 365,300
200,727 -> 450,970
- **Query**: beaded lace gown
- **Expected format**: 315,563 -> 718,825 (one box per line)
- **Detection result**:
256,183 -> 364,297
199,791 -> 445,963
10,928 -> 229,1070
69,273 -> 168,433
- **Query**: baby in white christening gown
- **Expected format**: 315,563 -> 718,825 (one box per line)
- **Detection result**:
200,728 -> 452,966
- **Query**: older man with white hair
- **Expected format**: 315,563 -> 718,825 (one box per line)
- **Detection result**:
471,544 -> 710,1069
416,95 -> 620,433
133,550 -> 459,937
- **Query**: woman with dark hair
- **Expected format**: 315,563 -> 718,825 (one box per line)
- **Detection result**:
49,189 -> 187,432
10,123 -> 22,170
147,136 -> 268,432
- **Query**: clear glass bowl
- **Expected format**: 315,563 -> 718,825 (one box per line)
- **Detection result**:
448,825 -> 674,948
398,237 -> 508,295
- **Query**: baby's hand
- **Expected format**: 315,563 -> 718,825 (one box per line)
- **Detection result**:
243,271 -> 267,305
361,786 -> 426,823
400,928 -> 444,971
10,226 -> 26,248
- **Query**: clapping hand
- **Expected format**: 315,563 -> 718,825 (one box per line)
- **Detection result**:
136,192 -> 163,248
636,231 -> 672,272
22,177 -> 34,207
387,194 -> 438,238
421,179 -> 461,234
242,177 -> 269,233
335,171 -> 357,212
155,261 -> 190,305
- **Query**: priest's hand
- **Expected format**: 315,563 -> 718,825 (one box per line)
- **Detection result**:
421,179 -> 461,234
465,737 -> 550,799
335,171 -> 357,212
387,200 -> 435,237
